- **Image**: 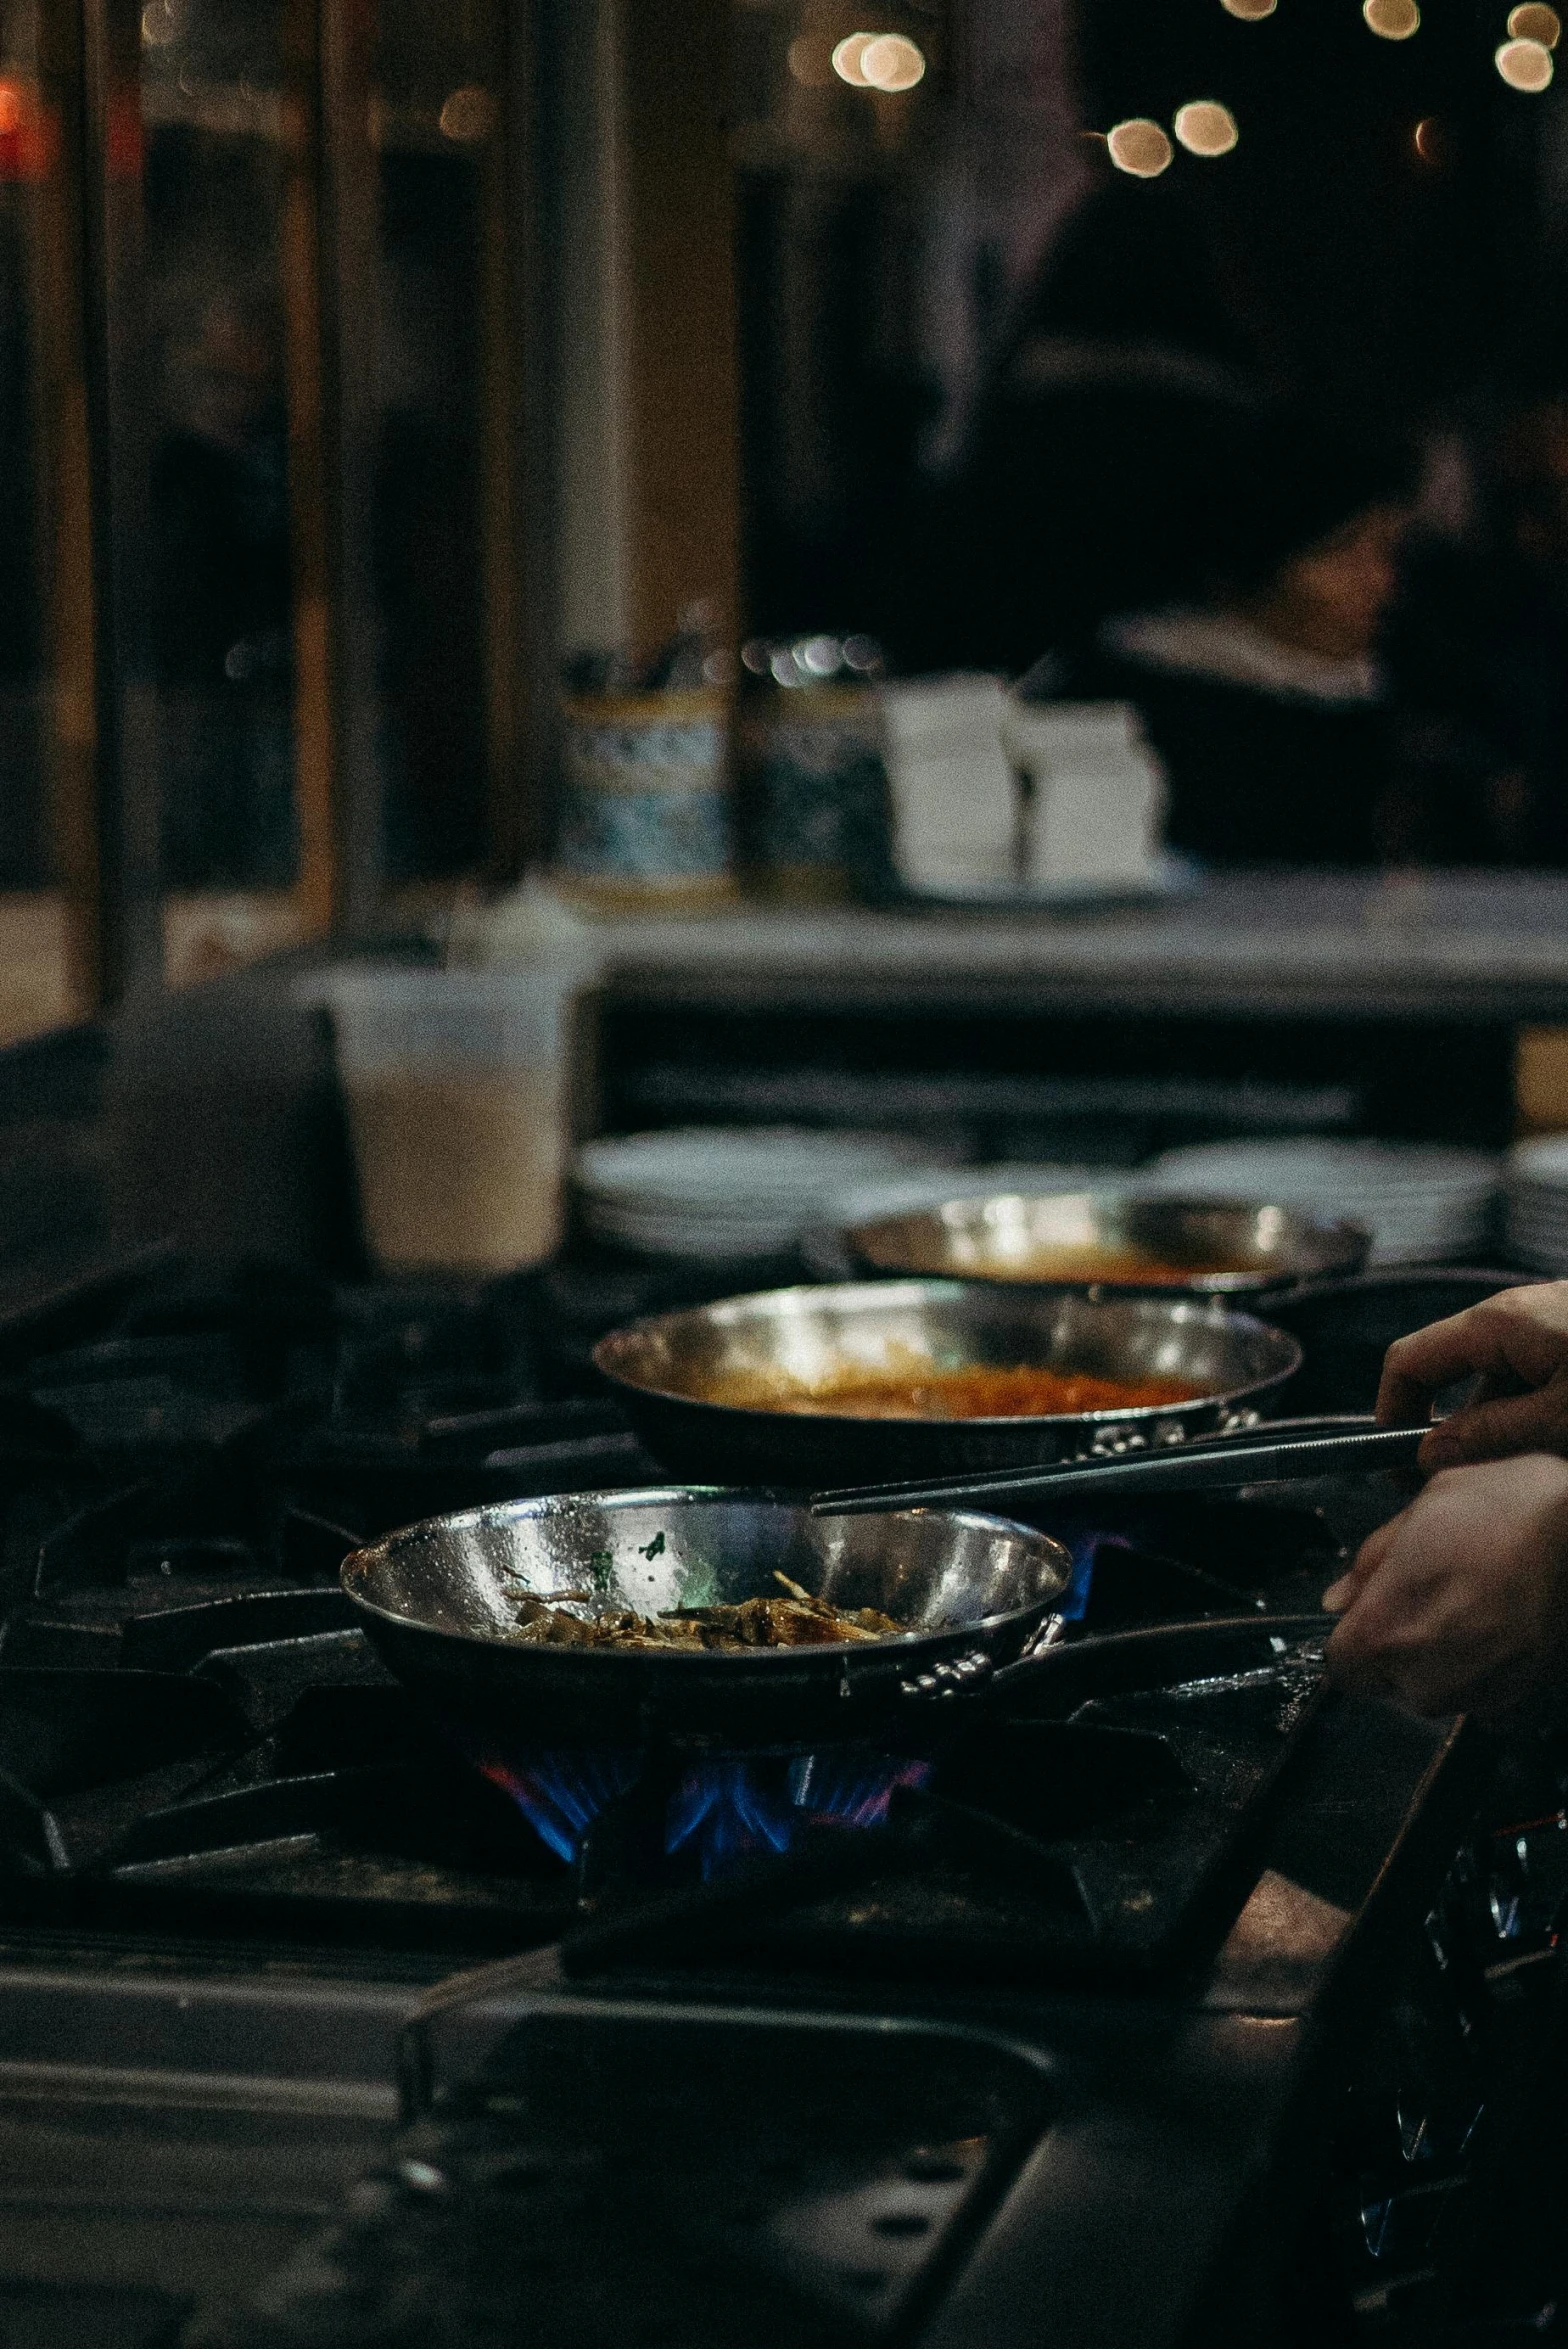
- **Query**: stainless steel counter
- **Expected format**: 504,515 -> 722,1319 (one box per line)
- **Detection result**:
585,870 -> 1568,1020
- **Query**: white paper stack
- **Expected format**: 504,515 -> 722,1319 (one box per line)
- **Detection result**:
1148,1139 -> 1501,1265
1504,1136 -> 1568,1271
880,676 -> 1017,893
1004,702 -> 1167,890
573,1128 -> 948,1260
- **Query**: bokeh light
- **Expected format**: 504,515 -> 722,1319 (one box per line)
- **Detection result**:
1107,118 -> 1174,176
1413,114 -> 1445,160
831,33 -> 877,86
1496,33 -> 1554,83
438,86 -> 496,141
1508,3 -> 1561,43
860,33 -> 926,90
1174,100 -> 1239,154
1363,0 -> 1420,36
787,32 -> 836,85
1221,0 -> 1277,16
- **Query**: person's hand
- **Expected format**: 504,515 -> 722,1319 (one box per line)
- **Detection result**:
1323,1453 -> 1568,1727
1376,1279 -> 1568,1471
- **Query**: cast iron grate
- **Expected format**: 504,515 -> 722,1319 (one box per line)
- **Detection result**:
506,1630 -> 1327,1990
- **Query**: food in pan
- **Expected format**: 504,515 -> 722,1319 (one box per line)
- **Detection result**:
957,1244 -> 1242,1286
506,1571 -> 904,1652
711,1359 -> 1203,1421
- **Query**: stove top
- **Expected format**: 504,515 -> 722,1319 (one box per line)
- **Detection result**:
0,1252 -> 1556,2349
0,1253 -> 1350,1968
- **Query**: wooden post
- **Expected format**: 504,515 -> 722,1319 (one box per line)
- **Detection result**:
279,0 -> 339,939
66,0 -> 162,1005
32,0 -> 100,1015
479,28 -> 525,885
311,0 -> 384,935
620,0 -> 740,664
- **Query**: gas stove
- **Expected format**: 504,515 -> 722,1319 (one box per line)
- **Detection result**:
0,1252 -> 1558,2348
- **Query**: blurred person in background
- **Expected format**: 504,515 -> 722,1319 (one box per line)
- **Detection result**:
898,167 -> 1261,678
1387,388 -> 1568,865
1025,414 -> 1419,866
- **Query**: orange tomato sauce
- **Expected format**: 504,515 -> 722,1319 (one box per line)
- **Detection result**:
767,1364 -> 1204,1421
967,1246 -> 1241,1286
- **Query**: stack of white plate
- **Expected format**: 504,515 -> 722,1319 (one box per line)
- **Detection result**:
573,1128 -> 953,1261
1148,1139 -> 1502,1266
1504,1136 -> 1568,1272
822,1165 -> 1108,1228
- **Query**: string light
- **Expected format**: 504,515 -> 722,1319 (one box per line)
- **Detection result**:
859,33 -> 925,90
1107,118 -> 1174,176
1496,32 -> 1554,82
1363,0 -> 1420,37
831,33 -> 877,86
1507,3 -> 1561,43
1221,0 -> 1277,16
1174,100 -> 1239,154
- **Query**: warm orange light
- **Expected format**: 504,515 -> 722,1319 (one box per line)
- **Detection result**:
438,85 -> 496,141
1107,118 -> 1174,176
0,81 -> 51,179
1173,99 -> 1239,154
1221,0 -> 1277,16
787,32 -> 835,86
1497,33 -> 1554,83
1508,3 -> 1561,43
1413,114 -> 1443,158
831,33 -> 878,87
859,32 -> 926,90
1363,0 -> 1420,36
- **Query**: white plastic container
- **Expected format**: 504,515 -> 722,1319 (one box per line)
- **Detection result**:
313,965 -> 577,1275
880,675 -> 1017,892
1002,702 -> 1167,889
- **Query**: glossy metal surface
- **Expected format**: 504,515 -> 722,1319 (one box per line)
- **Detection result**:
845,1192 -> 1368,1294
342,1486 -> 1072,1746
592,1281 -> 1303,1487
811,1419 -> 1425,1517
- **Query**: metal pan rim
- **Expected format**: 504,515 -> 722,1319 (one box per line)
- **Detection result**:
592,1280 -> 1301,1431
339,1482 -> 1071,1662
842,1190 -> 1369,1293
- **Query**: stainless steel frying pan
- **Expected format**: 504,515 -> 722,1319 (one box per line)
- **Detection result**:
844,1191 -> 1369,1296
592,1281 -> 1303,1488
340,1486 -> 1073,1748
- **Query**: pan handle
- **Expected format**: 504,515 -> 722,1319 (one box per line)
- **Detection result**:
897,1612 -> 1066,1702
897,1646 -> 993,1702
